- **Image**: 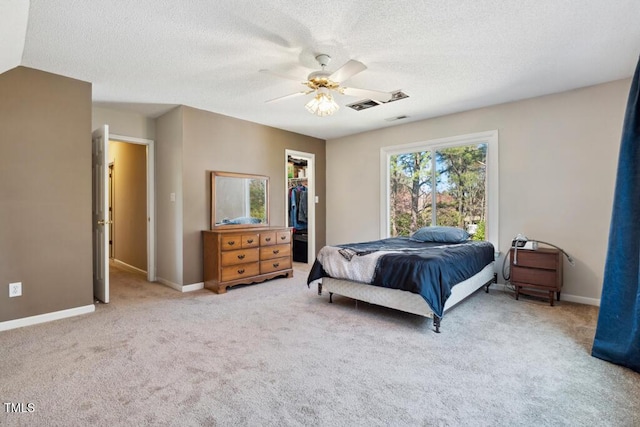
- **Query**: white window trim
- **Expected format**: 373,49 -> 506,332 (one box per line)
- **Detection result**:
380,130 -> 499,249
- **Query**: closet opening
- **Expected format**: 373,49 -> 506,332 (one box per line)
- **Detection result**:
285,150 -> 316,266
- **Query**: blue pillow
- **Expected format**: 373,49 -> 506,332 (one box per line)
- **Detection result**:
410,226 -> 470,243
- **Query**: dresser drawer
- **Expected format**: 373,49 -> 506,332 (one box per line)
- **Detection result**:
260,232 -> 276,246
221,262 -> 260,282
511,266 -> 558,288
220,248 -> 259,266
260,257 -> 291,274
260,244 -> 291,260
242,234 -> 259,248
220,235 -> 243,251
220,234 -> 260,250
276,231 -> 291,244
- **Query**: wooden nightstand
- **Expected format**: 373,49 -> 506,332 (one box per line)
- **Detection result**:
509,248 -> 563,306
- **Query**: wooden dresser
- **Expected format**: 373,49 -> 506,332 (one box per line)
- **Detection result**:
202,227 -> 293,294
509,248 -> 563,306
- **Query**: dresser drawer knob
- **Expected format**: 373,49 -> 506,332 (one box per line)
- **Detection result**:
237,268 -> 245,274
227,241 -> 235,246
273,249 -> 279,254
273,262 -> 279,268
247,239 -> 254,244
280,235 -> 287,240
265,237 -> 272,242
237,254 -> 245,260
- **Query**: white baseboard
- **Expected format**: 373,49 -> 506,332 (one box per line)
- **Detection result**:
156,277 -> 182,291
156,277 -> 204,293
182,282 -> 204,292
558,294 -> 600,307
112,259 -> 147,276
0,304 -> 95,332
491,283 -> 600,306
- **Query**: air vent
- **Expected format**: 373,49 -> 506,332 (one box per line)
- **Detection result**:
347,90 -> 409,111
347,99 -> 380,111
387,91 -> 409,102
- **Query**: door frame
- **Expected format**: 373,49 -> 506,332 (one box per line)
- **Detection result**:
108,162 -> 114,259
285,149 -> 316,265
92,125 -> 110,303
110,133 -> 156,282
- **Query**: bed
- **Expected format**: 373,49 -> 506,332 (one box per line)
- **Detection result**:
306,228 -> 496,332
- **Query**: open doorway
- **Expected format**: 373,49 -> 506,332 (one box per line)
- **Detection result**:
109,133 -> 156,283
285,150 -> 316,267
92,126 -> 156,303
108,140 -> 148,276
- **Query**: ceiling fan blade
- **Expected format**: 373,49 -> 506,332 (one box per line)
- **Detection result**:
341,87 -> 393,102
265,90 -> 312,103
329,60 -> 367,83
259,69 -> 305,82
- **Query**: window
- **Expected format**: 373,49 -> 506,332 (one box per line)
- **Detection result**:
380,131 -> 499,247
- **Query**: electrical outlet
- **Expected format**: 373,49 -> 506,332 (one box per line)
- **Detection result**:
9,282 -> 22,298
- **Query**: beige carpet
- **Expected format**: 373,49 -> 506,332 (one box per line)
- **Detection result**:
1,265 -> 639,426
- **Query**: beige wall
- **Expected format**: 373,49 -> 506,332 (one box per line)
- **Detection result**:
93,106 -> 156,140
108,141 -> 147,271
154,106 -> 326,286
181,106 -> 326,285
326,79 -> 630,303
156,107 -> 184,286
0,66 -> 93,322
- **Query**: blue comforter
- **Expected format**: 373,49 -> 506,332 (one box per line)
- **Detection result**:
307,237 -> 495,318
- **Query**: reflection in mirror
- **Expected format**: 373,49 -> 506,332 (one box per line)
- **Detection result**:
212,171 -> 269,228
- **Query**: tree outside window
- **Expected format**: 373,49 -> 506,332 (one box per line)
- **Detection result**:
389,144 -> 487,240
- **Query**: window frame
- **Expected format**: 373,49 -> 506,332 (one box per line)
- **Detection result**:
380,130 -> 499,249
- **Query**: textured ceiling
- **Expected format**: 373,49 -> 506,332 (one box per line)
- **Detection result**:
13,0 -> 640,139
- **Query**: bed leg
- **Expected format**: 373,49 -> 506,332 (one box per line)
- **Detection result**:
318,282 -> 322,295
329,292 -> 333,303
485,273 -> 498,293
433,315 -> 441,333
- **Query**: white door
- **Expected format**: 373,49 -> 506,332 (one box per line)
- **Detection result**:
92,125 -> 110,303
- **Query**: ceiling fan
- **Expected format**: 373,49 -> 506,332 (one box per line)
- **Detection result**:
261,54 -> 393,117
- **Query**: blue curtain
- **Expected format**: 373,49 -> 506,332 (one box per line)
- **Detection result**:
592,56 -> 640,372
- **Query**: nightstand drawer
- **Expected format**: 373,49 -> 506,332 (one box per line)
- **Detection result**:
511,266 -> 557,288
510,250 -> 557,270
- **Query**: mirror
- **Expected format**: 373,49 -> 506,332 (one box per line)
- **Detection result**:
211,171 -> 269,228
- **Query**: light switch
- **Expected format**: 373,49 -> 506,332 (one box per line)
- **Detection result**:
170,192 -> 176,202
315,196 -> 319,203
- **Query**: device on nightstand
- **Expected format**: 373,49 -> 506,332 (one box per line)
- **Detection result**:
511,234 -> 538,250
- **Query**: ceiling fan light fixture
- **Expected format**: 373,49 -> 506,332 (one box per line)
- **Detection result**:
305,90 -> 339,117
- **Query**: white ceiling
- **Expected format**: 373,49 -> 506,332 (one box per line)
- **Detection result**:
6,0 -> 640,139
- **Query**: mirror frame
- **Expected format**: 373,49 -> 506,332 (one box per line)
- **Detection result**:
211,171 -> 270,229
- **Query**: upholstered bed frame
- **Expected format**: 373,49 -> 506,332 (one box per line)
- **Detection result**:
317,262 -> 497,333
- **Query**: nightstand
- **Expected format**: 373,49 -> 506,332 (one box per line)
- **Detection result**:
509,248 -> 563,306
